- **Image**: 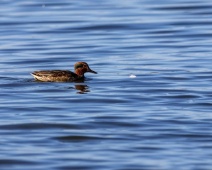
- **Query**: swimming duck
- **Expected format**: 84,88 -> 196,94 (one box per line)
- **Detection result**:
31,62 -> 97,82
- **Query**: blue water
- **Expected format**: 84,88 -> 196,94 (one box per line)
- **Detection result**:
0,0 -> 212,169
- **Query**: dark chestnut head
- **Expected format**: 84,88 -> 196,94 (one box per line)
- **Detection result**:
74,62 -> 97,76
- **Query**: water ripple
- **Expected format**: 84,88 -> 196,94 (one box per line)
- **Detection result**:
0,0 -> 212,169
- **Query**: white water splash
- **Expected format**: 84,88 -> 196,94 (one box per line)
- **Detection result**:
129,74 -> 136,78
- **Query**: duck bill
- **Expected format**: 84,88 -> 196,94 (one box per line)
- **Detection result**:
89,69 -> 97,74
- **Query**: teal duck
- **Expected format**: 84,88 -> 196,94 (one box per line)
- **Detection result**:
31,62 -> 97,82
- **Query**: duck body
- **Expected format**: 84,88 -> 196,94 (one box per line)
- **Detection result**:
31,70 -> 80,82
31,62 -> 97,82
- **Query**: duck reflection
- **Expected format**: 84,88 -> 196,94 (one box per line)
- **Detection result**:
75,84 -> 90,94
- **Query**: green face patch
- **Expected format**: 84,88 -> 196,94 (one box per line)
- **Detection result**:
74,63 -> 83,70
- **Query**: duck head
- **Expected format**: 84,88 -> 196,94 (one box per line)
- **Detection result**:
74,62 -> 97,77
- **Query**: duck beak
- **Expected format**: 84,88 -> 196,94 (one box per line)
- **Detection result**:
88,68 -> 97,74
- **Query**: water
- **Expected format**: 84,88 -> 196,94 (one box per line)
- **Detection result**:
0,0 -> 212,169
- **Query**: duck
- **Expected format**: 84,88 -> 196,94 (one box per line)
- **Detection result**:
31,61 -> 97,82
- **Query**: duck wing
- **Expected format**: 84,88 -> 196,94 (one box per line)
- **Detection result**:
31,70 -> 79,82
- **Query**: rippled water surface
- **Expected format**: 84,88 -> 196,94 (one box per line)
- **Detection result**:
0,0 -> 212,169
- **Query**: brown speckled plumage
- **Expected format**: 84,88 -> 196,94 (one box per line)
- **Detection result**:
31,62 -> 97,82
